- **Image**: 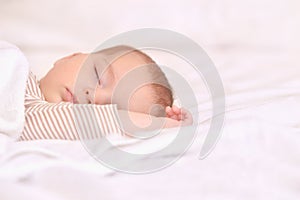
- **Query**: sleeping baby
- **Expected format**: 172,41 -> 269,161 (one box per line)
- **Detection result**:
20,45 -> 192,140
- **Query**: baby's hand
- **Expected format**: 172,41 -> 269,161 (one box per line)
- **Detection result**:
165,105 -> 193,127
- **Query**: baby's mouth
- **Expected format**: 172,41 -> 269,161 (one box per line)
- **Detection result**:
64,87 -> 78,103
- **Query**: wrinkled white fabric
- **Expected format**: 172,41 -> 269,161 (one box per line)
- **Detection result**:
0,41 -> 28,139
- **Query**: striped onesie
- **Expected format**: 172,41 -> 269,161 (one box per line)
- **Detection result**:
19,72 -> 123,140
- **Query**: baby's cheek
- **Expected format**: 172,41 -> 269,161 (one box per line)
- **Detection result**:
93,88 -> 113,105
127,94 -> 150,114
46,92 -> 62,103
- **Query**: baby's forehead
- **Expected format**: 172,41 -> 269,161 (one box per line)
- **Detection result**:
89,51 -> 149,75
91,48 -> 147,64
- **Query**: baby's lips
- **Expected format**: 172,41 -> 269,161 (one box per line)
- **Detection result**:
64,88 -> 73,103
64,87 -> 78,103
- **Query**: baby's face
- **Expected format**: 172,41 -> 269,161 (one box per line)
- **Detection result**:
40,52 -> 154,113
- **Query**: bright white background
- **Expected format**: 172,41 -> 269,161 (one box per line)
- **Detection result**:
1,0 -> 299,111
1,0 -> 299,78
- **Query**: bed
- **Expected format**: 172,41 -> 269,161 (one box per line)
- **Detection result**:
0,0 -> 300,199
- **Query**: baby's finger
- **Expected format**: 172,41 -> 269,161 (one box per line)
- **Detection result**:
170,115 -> 179,121
172,105 -> 181,114
182,108 -> 193,124
178,112 -> 185,120
165,106 -> 174,117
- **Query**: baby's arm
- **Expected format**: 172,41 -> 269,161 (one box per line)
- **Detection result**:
118,106 -> 193,134
22,101 -> 192,141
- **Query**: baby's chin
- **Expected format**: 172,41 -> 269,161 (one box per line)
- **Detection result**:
43,94 -> 61,103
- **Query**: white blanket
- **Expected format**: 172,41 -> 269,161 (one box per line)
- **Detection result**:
0,41 -> 28,139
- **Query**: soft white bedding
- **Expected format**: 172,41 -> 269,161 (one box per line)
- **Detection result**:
0,41 -> 28,139
1,0 -> 300,199
0,97 -> 299,200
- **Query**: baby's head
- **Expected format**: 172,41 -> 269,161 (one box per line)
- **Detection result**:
40,45 -> 173,116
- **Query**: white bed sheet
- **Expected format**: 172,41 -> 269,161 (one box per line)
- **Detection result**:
0,96 -> 299,200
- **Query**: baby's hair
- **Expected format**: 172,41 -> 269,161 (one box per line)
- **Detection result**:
97,45 -> 174,117
132,50 -> 173,116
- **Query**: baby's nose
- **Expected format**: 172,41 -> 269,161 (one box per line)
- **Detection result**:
84,89 -> 94,104
93,88 -> 112,105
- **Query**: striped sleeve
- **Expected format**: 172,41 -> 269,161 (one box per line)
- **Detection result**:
20,102 -> 123,140
19,72 -> 124,141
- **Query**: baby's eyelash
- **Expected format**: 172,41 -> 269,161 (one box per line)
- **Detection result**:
94,66 -> 100,80
94,66 -> 103,86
